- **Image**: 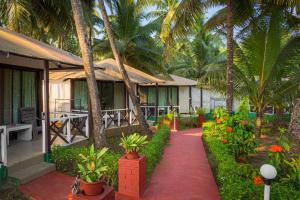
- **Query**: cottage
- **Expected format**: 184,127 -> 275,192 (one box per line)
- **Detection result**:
0,27 -> 89,184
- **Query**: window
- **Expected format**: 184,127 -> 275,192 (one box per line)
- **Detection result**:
0,68 -> 38,125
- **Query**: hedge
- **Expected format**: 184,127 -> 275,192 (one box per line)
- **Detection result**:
141,125 -> 170,179
52,125 -> 171,187
203,125 -> 300,200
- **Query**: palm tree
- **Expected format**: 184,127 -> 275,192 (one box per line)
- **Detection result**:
289,85 -> 300,143
226,0 -> 234,113
98,0 -> 151,135
140,0 -> 203,61
92,0 -> 162,74
166,20 -> 226,80
201,9 -> 300,136
71,0 -> 106,148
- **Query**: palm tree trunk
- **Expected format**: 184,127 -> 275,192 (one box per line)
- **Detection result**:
289,84 -> 300,143
71,0 -> 106,148
255,108 -> 263,137
226,0 -> 234,114
98,0 -> 151,135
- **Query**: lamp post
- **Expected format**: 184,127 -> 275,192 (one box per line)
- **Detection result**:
260,164 -> 277,200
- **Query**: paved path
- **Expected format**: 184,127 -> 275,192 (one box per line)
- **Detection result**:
20,128 -> 219,200
141,128 -> 220,200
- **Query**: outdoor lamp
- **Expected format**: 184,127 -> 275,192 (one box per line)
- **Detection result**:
260,164 -> 277,200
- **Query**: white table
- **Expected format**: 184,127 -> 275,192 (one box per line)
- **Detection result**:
6,124 -> 32,145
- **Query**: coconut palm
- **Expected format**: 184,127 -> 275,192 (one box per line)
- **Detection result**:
166,19 -> 226,81
93,0 -> 162,74
98,0 -> 151,135
140,0 -> 204,60
201,9 -> 300,136
71,0 -> 106,148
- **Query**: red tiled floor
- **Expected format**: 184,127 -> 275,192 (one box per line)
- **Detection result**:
20,171 -> 74,200
21,128 -> 219,200
140,128 -> 220,200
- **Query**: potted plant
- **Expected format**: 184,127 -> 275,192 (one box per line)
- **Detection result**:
78,145 -> 109,196
119,133 -> 148,159
196,108 -> 206,127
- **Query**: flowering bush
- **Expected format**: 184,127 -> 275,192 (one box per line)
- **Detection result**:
253,176 -> 263,185
225,115 -> 257,158
268,145 -> 284,168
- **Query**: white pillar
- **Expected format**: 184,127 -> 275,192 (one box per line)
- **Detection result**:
0,126 -> 7,166
85,116 -> 89,138
264,185 -> 270,200
67,118 -> 71,142
118,111 -> 121,127
42,120 -> 46,153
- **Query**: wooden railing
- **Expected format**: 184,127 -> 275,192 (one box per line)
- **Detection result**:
101,108 -> 137,129
141,105 -> 180,120
42,112 -> 89,150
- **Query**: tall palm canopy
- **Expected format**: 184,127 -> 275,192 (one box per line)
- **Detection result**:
202,8 -> 300,135
93,0 -> 162,74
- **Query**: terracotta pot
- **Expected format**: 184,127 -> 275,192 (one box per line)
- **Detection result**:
125,151 -> 139,160
198,115 -> 206,127
80,179 -> 104,196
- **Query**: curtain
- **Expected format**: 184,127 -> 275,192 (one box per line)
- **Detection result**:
159,87 -> 167,106
171,87 -> 178,106
73,80 -> 88,110
148,87 -> 156,106
114,82 -> 125,109
3,69 -> 12,124
1,69 -> 37,125
22,71 -> 37,109
100,82 -> 114,110
13,70 -> 21,123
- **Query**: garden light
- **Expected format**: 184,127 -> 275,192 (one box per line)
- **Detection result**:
260,164 -> 277,200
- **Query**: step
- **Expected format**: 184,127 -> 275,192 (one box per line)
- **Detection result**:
9,162 -> 56,184
8,154 -> 44,174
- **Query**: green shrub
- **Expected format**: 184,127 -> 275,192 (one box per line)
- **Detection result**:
141,125 -> 170,179
51,145 -> 121,188
203,125 -> 300,200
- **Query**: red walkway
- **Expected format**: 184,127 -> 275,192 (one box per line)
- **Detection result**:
141,128 -> 220,200
20,128 -> 219,200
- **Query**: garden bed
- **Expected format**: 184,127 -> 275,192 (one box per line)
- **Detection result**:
202,107 -> 300,200
51,125 -> 171,188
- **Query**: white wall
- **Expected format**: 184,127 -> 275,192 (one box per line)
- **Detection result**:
49,80 -> 71,112
179,86 -> 190,113
191,87 -> 240,112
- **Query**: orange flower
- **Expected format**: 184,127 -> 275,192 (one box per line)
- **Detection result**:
226,127 -> 233,133
223,117 -> 228,121
239,157 -> 246,162
269,145 -> 283,153
241,120 -> 247,125
254,176 -> 263,185
216,119 -> 222,124
222,139 -> 228,144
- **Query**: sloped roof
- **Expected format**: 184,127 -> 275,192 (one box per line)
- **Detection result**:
161,74 -> 197,86
49,69 -> 117,81
94,59 -> 164,84
50,58 -> 165,84
142,74 -> 197,86
0,27 -> 82,69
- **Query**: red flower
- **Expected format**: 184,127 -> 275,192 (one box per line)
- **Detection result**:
222,139 -> 228,144
239,157 -> 246,162
241,120 -> 247,125
216,119 -> 222,124
254,176 -> 263,185
269,145 -> 283,153
226,126 -> 233,133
